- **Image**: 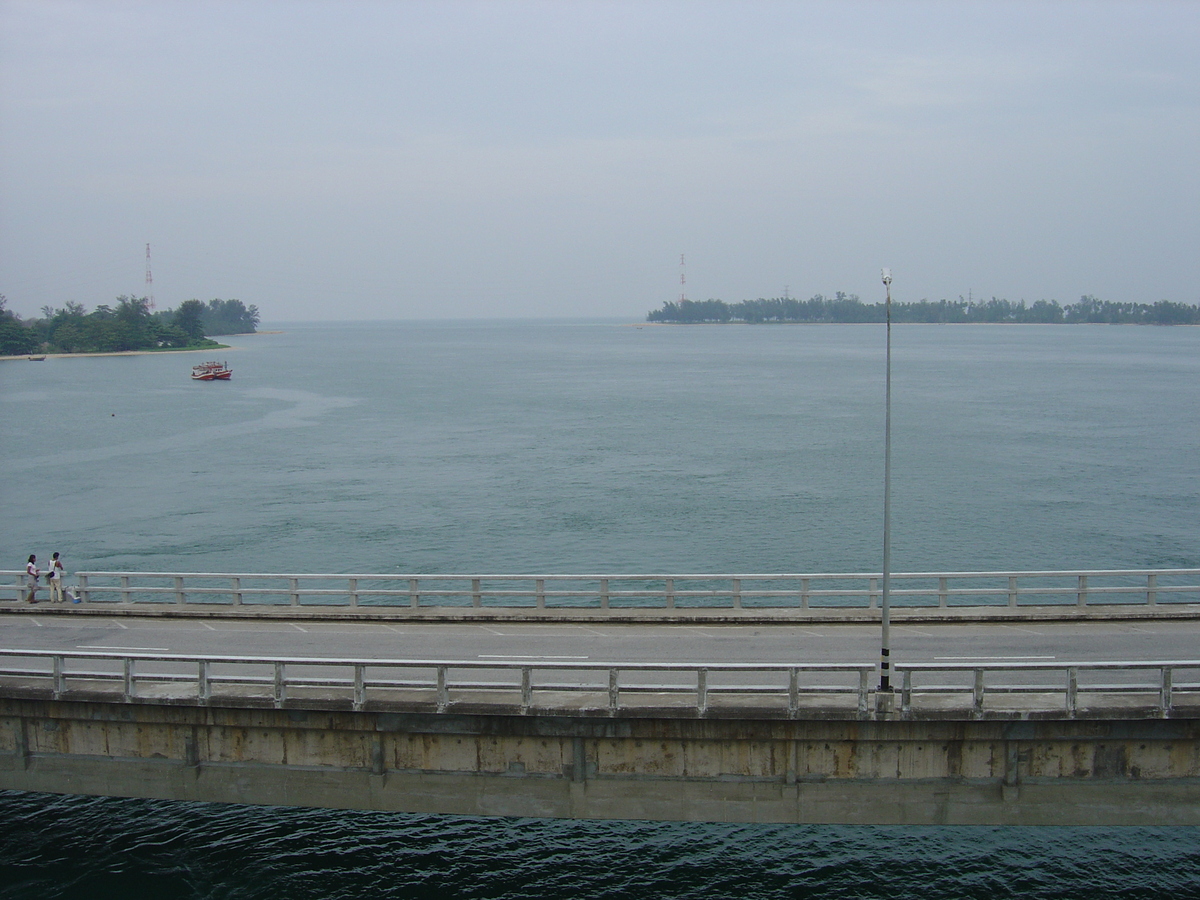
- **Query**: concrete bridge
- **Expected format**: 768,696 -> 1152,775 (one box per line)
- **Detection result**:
2,567 -> 1199,825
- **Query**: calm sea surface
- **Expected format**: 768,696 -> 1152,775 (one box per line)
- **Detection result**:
2,321 -> 1198,897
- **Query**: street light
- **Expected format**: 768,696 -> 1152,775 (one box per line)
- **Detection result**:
879,268 -> 894,700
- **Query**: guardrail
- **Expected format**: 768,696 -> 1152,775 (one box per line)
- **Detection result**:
1,649 -> 1197,719
0,649 -> 875,717
3,569 -> 1198,615
897,661 -> 1200,718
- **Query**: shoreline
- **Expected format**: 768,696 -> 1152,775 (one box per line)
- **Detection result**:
0,331 -> 281,362
0,346 -> 232,362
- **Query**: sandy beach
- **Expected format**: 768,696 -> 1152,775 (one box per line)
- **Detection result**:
0,345 -> 233,362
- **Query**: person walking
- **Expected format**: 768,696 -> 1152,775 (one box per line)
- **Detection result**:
24,555 -> 39,604
46,552 -> 64,603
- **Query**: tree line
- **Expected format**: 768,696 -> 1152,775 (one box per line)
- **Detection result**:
0,295 -> 259,356
646,294 -> 1200,325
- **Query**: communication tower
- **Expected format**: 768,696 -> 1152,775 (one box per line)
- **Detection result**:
679,253 -> 687,304
145,243 -> 155,309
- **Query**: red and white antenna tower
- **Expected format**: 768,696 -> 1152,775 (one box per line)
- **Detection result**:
679,253 -> 687,304
145,243 -> 155,309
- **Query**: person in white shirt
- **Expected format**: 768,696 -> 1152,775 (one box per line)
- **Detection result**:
46,552 -> 64,603
25,555 -> 39,604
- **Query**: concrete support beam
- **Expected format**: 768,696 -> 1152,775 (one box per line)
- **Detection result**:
2,696 -> 1199,825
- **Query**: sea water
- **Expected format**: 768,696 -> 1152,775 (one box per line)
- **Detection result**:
1,321 -> 1198,897
3,320 -> 1196,574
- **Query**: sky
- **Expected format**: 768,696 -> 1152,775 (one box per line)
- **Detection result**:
1,0 -> 1197,322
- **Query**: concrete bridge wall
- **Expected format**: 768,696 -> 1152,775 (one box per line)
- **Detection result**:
2,694 -> 1198,825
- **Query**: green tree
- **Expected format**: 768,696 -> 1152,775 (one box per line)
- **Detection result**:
155,324 -> 192,348
0,294 -> 38,354
112,295 -> 155,351
202,298 -> 260,334
173,299 -> 207,341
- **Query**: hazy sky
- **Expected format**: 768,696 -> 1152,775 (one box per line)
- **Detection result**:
1,0 -> 1197,321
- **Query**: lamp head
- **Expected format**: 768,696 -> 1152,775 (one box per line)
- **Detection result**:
881,268 -> 892,286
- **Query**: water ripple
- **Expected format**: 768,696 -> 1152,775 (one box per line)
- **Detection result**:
6,793 -> 1197,900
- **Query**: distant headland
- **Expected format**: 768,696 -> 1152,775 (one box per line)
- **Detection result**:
0,295 -> 260,356
647,294 -> 1200,325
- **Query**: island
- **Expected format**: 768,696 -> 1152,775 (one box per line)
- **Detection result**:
647,294 -> 1200,325
0,295 -> 259,356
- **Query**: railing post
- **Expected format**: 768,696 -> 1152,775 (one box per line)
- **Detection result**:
600,578 -> 609,610
349,578 -> 359,608
121,575 -> 131,604
1008,576 -> 1018,608
788,667 -> 799,717
471,578 -> 482,608
354,664 -> 365,710
868,577 -> 878,610
939,577 -> 949,608
732,578 -> 742,609
123,658 -> 135,701
665,578 -> 675,610
608,668 -> 619,710
1077,575 -> 1088,607
696,667 -> 708,714
53,656 -> 64,699
175,576 -> 186,605
198,660 -> 210,703
536,579 -> 546,610
274,662 -> 285,707
858,668 -> 869,718
409,578 -> 420,608
973,668 -> 984,717
1160,666 -> 1173,717
78,573 -> 89,603
800,577 -> 810,609
231,577 -> 242,606
521,667 -> 532,710
289,578 -> 300,607
1066,667 -> 1077,717
1147,573 -> 1157,607
436,665 -> 448,711
901,670 -> 912,715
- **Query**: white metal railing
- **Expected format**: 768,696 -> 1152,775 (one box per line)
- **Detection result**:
2,569 -> 1198,615
0,649 -> 874,717
2,566 -> 1200,619
895,660 -> 1200,719
0,649 -> 1196,719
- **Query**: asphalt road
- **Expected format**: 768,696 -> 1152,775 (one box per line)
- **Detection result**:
1,614 -> 1198,665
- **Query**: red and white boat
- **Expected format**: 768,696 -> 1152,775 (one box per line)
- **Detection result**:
191,361 -> 232,381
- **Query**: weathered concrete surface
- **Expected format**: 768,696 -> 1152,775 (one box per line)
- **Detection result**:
2,695 -> 1199,824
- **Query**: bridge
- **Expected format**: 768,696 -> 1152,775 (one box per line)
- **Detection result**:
2,568 -> 1199,825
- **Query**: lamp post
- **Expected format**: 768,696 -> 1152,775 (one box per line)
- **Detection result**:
879,268 -> 894,703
